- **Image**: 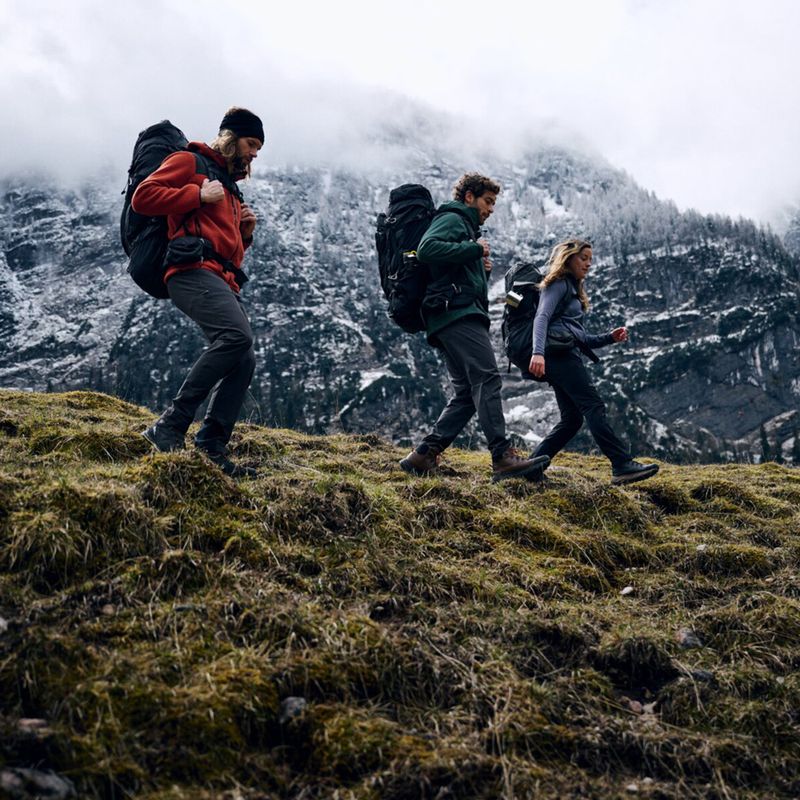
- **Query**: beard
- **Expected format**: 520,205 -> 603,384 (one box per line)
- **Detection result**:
231,155 -> 250,181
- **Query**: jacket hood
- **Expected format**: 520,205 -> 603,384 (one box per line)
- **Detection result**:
437,201 -> 480,231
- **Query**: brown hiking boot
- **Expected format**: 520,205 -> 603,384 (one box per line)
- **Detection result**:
399,447 -> 442,476
492,449 -> 550,483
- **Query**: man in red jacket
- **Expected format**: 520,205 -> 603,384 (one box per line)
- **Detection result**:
132,107 -> 264,477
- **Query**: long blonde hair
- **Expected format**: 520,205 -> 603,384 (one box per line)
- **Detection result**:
209,106 -> 255,178
539,238 -> 591,310
209,128 -> 249,178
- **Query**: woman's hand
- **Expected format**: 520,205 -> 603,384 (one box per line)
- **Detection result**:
611,327 -> 628,343
529,354 -> 545,378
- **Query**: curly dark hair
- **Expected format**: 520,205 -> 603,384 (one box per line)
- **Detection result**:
452,173 -> 501,202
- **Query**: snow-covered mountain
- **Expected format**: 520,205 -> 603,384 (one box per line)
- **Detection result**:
784,205 -> 800,257
1,129 -> 799,464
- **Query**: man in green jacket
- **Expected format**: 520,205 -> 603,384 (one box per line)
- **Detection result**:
399,173 -> 549,482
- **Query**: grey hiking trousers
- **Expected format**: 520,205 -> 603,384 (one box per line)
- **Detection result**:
419,316 -> 511,460
159,269 -> 256,452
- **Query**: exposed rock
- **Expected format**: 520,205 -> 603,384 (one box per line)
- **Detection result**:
17,718 -> 52,738
0,768 -> 76,799
677,627 -> 703,649
279,696 -> 307,724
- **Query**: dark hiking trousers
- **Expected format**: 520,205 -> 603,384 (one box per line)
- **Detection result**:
532,350 -> 630,467
159,269 -> 256,452
420,316 -> 510,460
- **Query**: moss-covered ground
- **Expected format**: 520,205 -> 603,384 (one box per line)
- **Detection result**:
1,390 -> 799,799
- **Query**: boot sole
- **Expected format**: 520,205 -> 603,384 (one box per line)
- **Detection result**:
611,465 -> 660,485
492,456 -> 551,483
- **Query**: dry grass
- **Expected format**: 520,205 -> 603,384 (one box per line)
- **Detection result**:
1,389 -> 799,799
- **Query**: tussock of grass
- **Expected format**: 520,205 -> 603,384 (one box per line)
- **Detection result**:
1,390 -> 799,799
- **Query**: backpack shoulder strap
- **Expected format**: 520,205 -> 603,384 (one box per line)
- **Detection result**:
550,279 -> 573,318
192,152 -> 244,203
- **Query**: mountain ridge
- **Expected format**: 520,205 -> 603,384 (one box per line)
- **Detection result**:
1,133 -> 798,463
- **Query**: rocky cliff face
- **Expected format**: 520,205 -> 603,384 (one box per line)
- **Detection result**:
1,138 -> 798,464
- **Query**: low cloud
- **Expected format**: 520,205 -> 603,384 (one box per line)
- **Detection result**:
1,0 -> 798,226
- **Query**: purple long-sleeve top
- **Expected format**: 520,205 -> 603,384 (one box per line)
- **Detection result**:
532,277 -> 615,356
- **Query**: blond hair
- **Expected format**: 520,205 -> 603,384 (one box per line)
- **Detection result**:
209,106 -> 256,177
540,238 -> 592,310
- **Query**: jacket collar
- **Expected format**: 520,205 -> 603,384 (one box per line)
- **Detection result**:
438,201 -> 481,234
188,141 -> 229,170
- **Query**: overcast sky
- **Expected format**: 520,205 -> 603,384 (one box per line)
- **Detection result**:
1,0 -> 798,227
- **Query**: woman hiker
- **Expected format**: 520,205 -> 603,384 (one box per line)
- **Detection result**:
528,238 -> 659,485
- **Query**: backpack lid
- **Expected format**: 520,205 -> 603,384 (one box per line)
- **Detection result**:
389,184 -> 433,206
504,262 -> 543,293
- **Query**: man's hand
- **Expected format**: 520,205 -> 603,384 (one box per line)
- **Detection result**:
240,203 -> 257,240
200,178 -> 224,204
478,238 -> 492,273
611,327 -> 628,343
529,354 -> 545,378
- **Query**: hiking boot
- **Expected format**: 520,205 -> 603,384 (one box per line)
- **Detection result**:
399,446 -> 442,476
492,450 -> 550,483
611,460 -> 659,485
199,448 -> 258,479
523,453 -> 551,483
142,420 -> 185,453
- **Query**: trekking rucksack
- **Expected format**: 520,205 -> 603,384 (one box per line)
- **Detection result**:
502,261 -> 580,377
120,120 -> 243,298
375,184 -> 436,333
502,264 -> 601,374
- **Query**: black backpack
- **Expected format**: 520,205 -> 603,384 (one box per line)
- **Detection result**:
120,120 -> 243,298
502,264 -> 600,374
501,262 -> 571,378
375,184 -> 436,333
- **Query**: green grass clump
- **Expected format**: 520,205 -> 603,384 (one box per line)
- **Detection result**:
1,390 -> 800,799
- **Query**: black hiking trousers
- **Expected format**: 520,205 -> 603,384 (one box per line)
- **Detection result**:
532,349 -> 630,468
159,269 -> 256,452
419,316 -> 511,460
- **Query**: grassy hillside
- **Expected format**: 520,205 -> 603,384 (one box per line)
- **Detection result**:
1,390 -> 798,800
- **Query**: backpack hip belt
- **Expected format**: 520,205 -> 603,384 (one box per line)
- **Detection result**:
164,235 -> 248,287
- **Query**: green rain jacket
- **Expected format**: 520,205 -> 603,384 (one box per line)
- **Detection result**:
416,201 -> 489,342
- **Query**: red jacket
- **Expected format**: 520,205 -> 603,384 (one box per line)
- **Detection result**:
131,142 -> 250,292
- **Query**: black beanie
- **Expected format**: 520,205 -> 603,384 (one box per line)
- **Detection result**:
219,109 -> 265,143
